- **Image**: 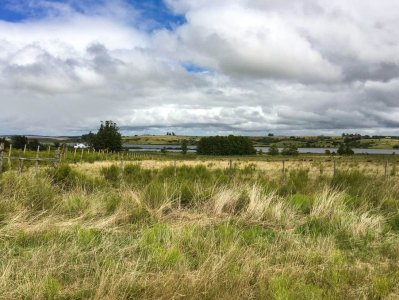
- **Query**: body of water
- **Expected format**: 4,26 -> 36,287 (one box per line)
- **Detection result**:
123,144 -> 398,155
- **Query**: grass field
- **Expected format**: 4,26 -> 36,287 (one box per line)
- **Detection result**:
126,135 -> 399,149
1,154 -> 399,299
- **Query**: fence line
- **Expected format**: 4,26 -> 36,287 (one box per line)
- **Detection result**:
0,143 -> 396,179
0,144 -> 158,175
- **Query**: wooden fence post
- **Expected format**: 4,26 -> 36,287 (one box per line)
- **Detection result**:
35,145 -> 40,174
54,148 -> 61,168
8,144 -> 12,168
18,157 -> 23,174
80,148 -> 84,163
282,160 -> 285,175
23,144 -> 27,154
0,143 -> 4,173
64,147 -> 68,161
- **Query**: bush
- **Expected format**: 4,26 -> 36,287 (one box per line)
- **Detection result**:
268,144 -> 279,155
337,144 -> 354,155
281,144 -> 299,155
181,140 -> 188,155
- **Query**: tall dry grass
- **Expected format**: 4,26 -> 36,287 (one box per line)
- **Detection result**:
0,163 -> 398,299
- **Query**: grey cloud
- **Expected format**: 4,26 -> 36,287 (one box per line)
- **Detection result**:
1,0 -> 399,136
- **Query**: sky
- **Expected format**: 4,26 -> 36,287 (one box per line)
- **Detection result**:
1,0 -> 399,136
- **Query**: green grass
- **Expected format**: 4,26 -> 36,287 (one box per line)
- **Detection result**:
0,160 -> 399,299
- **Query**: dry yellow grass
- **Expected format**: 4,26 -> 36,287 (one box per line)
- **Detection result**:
1,160 -> 399,298
73,158 -> 394,179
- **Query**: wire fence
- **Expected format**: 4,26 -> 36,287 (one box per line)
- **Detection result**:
0,143 -> 396,179
0,143 -> 156,175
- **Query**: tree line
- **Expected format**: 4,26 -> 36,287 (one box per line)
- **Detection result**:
0,136 -> 43,151
1,121 -> 356,157
197,135 -> 256,155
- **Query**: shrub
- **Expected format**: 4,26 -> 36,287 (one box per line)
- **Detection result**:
337,144 -> 354,155
181,139 -> 188,154
281,144 -> 299,155
268,144 -> 279,155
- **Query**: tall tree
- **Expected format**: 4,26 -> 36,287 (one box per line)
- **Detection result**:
86,121 -> 123,152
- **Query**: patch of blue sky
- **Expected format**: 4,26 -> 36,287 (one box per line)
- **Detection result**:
127,0 -> 186,30
0,0 -> 31,22
0,0 -> 186,31
183,63 -> 212,74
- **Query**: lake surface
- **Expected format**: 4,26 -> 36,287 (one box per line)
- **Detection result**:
124,144 -> 398,155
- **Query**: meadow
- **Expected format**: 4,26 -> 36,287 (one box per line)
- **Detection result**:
1,152 -> 399,299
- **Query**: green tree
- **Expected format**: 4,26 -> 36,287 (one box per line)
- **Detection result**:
181,140 -> 188,155
281,144 -> 299,156
0,138 -> 10,149
11,135 -> 28,150
337,143 -> 354,155
197,135 -> 256,155
268,144 -> 279,155
89,121 -> 122,152
82,131 -> 96,148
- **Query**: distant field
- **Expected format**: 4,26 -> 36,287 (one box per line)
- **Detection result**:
124,135 -> 399,149
4,134 -> 399,149
123,135 -> 200,145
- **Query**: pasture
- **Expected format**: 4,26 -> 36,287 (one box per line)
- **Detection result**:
0,151 -> 399,299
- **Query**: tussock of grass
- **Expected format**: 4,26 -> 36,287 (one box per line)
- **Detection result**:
0,164 -> 399,299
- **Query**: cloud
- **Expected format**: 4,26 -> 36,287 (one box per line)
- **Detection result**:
1,0 -> 399,135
